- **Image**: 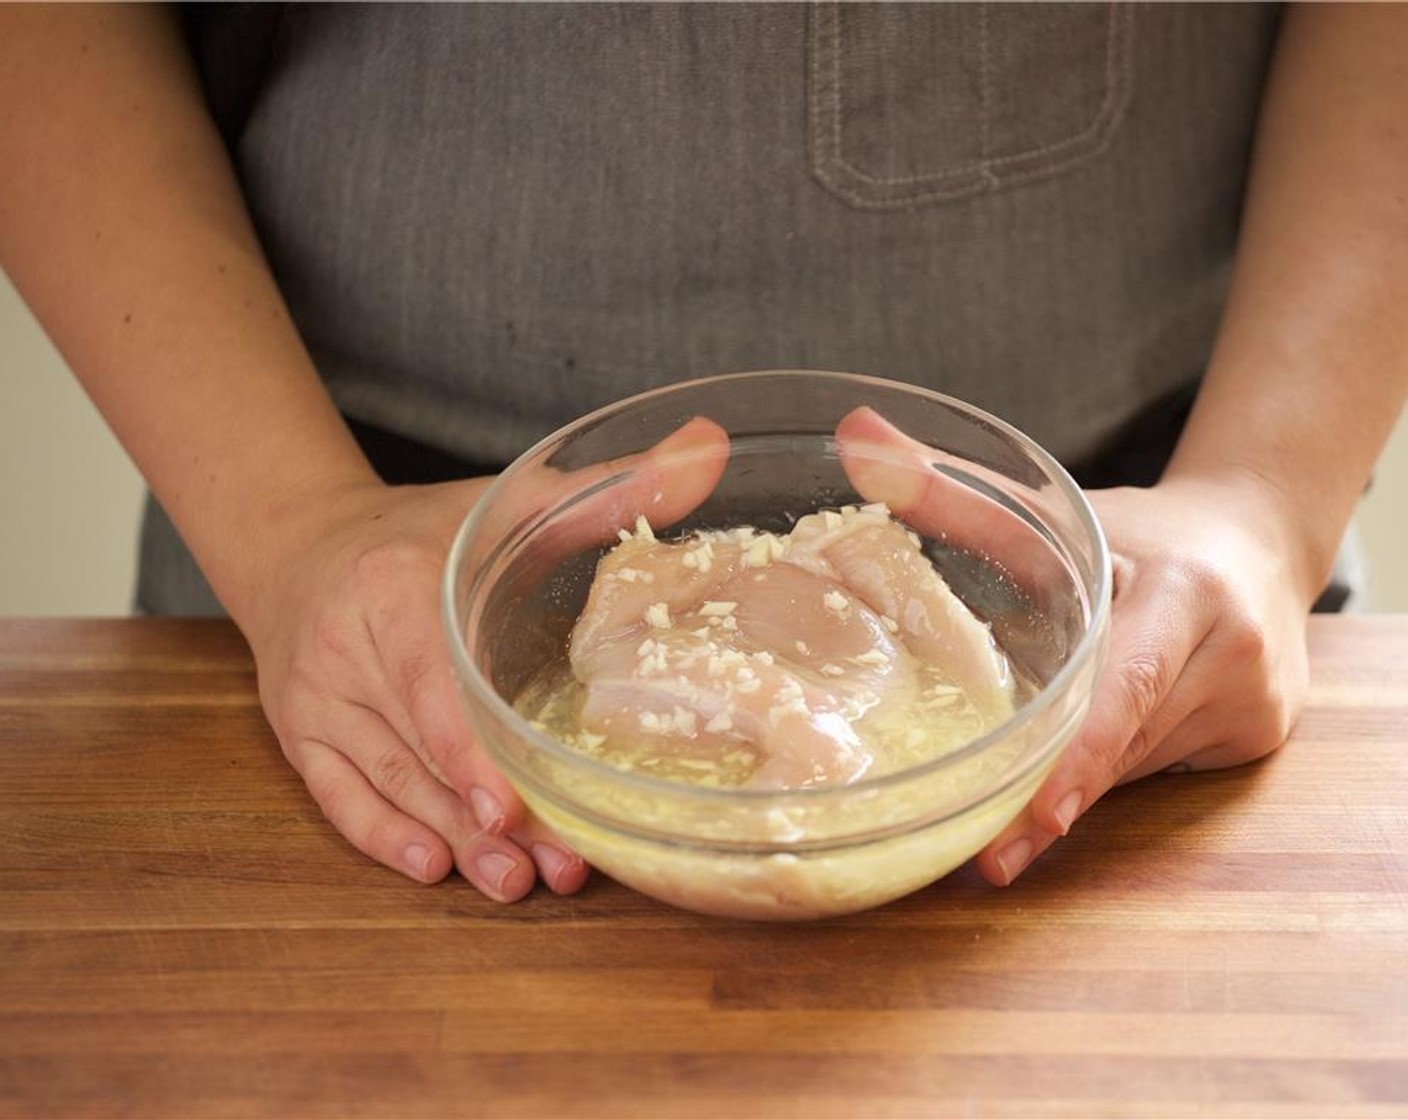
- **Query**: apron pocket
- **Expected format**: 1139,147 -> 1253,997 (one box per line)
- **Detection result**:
808,0 -> 1134,210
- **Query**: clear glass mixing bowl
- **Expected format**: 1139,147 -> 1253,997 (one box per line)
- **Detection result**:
444,371 -> 1110,919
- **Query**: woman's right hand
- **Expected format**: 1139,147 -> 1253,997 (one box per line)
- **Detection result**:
240,475 -> 567,899
238,418 -> 729,901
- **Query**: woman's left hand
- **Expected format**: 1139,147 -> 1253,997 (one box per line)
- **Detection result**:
975,475 -> 1316,886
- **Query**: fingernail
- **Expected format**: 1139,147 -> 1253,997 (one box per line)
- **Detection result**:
470,786 -> 504,832
1053,789 -> 1084,836
994,836 -> 1034,886
531,843 -> 577,889
404,843 -> 434,880
474,851 -> 518,896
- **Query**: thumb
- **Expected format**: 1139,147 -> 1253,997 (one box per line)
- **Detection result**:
835,406 -> 1075,601
471,416 -> 731,581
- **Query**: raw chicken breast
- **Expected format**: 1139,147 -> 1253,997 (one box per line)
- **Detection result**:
787,506 -> 1013,719
560,506 -> 1014,790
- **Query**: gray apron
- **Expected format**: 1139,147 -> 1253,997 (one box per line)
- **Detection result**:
141,2 -> 1292,615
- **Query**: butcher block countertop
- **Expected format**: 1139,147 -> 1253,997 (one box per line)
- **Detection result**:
1,616 -> 1405,1118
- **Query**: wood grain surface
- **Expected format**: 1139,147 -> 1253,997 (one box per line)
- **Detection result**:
1,617 -> 1405,1118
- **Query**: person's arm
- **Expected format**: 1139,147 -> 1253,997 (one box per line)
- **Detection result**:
978,2 -> 1408,884
1169,1 -> 1408,602
0,5 -> 577,899
0,5 -> 372,622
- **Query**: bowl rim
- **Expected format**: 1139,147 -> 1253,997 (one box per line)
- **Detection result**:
442,368 -> 1112,810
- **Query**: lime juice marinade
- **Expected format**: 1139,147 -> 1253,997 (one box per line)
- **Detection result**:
515,656 -> 1031,787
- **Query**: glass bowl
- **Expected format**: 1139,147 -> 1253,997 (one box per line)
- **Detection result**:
444,370 -> 1110,920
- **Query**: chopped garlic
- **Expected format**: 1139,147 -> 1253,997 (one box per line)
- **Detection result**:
768,696 -> 810,726
645,602 -> 671,629
672,707 -> 698,736
743,536 -> 773,568
823,590 -> 849,613
705,711 -> 734,734
674,675 -> 700,700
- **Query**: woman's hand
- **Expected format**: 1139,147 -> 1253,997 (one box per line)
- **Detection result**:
238,418 -> 730,901
976,475 -> 1313,886
979,2 -> 1408,885
835,405 -> 1316,886
240,475 -> 563,899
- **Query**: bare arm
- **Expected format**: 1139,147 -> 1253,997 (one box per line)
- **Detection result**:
0,4 -> 591,900
0,5 -> 379,628
981,2 -> 1408,884
1168,1 -> 1408,594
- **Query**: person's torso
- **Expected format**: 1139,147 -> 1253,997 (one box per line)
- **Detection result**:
190,1 -> 1279,467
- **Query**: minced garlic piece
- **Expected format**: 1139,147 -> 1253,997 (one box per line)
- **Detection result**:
705,710 -> 734,734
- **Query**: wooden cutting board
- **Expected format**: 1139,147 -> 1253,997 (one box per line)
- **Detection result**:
1,616 -> 1405,1117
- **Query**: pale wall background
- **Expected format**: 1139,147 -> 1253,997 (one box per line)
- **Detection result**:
2,268 -> 1406,615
